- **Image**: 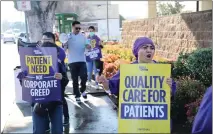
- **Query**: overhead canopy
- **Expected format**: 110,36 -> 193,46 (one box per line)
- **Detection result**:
55,13 -> 78,33
55,13 -> 78,20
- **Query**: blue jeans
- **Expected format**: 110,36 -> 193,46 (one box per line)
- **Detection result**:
32,105 -> 63,134
86,61 -> 98,85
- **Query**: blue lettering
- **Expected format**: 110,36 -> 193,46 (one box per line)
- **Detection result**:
159,76 -> 165,88
123,89 -> 128,102
148,89 -> 166,103
125,76 -> 131,88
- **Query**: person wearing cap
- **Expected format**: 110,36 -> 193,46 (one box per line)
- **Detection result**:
192,85 -> 212,134
96,37 -> 176,131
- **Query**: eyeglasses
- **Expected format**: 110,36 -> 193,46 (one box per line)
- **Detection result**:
75,27 -> 81,30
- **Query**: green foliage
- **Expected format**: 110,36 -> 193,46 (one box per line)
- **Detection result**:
157,1 -> 185,16
186,48 -> 212,87
173,52 -> 191,79
171,79 -> 206,124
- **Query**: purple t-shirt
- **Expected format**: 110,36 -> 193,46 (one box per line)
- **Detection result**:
58,47 -> 66,62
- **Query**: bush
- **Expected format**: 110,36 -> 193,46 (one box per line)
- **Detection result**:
172,52 -> 191,79
171,79 -> 206,126
186,48 -> 212,87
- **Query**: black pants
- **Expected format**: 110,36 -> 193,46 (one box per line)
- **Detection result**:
94,59 -> 104,76
68,62 -> 87,98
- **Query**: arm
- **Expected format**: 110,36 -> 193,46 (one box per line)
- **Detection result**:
108,71 -> 120,95
96,36 -> 103,49
171,80 -> 176,97
63,42 -> 68,51
192,86 -> 212,134
85,38 -> 91,49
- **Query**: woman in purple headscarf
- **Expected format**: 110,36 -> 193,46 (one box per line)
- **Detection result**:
97,37 -> 176,96
97,37 -> 176,131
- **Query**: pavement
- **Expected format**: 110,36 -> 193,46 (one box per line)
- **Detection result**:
1,41 -> 20,132
1,41 -> 118,133
3,94 -> 118,133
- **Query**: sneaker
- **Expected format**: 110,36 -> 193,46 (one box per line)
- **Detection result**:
87,81 -> 91,86
95,85 -> 99,90
63,117 -> 69,126
76,97 -> 81,103
82,92 -> 87,99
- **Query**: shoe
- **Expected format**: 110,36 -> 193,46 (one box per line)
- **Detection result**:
87,81 -> 91,86
76,97 -> 81,103
82,92 -> 87,99
63,117 -> 69,126
95,85 -> 99,90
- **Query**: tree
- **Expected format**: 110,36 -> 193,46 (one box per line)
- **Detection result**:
14,1 -> 58,42
157,1 -> 185,16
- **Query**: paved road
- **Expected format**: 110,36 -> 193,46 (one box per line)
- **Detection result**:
1,41 -> 20,132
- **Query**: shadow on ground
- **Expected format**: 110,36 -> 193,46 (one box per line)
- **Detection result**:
3,94 -> 118,133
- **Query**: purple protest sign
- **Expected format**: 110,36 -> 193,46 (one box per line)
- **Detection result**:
19,47 -> 61,103
85,47 -> 102,61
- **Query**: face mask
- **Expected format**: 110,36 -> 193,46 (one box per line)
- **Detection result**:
89,32 -> 95,36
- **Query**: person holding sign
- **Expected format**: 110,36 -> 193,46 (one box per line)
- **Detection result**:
41,32 -> 70,128
192,86 -> 212,134
63,21 -> 91,103
17,32 -> 69,134
97,37 -> 176,96
86,26 -> 103,89
96,37 -> 176,133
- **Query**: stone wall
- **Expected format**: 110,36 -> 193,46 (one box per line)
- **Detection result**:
121,10 -> 212,60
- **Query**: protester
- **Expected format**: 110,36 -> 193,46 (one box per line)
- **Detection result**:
97,37 -> 176,96
86,26 -> 103,89
63,21 -> 90,103
41,32 -> 70,126
192,86 -> 212,134
96,37 -> 176,131
17,32 -> 69,133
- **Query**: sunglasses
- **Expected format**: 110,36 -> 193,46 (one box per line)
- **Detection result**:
75,27 -> 81,30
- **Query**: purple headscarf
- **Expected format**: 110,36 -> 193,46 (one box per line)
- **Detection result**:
132,37 -> 155,58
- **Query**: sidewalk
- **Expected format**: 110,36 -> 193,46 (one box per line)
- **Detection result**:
2,81 -> 118,133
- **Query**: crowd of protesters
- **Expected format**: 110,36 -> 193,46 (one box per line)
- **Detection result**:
17,20 -> 212,134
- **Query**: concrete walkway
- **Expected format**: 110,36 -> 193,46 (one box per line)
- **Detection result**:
2,82 -> 118,133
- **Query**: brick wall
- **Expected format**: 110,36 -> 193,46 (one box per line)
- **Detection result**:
121,10 -> 212,60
